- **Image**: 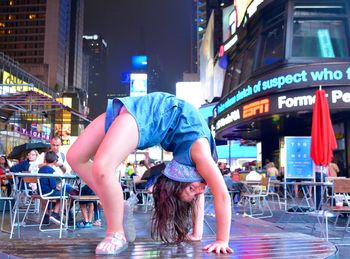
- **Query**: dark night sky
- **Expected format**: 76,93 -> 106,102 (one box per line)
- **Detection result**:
84,0 -> 193,95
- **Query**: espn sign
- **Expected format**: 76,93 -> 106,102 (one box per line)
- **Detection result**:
242,98 -> 270,119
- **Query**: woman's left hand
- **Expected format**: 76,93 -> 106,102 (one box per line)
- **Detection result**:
203,241 -> 233,254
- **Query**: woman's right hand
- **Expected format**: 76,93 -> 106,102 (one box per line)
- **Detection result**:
203,240 -> 233,254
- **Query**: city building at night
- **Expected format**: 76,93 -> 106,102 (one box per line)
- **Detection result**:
0,0 -> 84,92
212,0 -> 350,176
82,34 -> 108,119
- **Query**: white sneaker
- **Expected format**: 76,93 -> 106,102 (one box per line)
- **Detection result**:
123,194 -> 137,242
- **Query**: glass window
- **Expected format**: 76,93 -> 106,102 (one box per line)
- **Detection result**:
240,42 -> 256,83
231,59 -> 242,90
292,19 -> 348,57
294,4 -> 345,16
260,22 -> 284,66
222,58 -> 243,96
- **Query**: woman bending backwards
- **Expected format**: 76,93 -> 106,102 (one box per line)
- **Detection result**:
67,92 -> 232,255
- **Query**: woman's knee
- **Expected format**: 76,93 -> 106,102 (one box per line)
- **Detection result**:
91,159 -> 113,183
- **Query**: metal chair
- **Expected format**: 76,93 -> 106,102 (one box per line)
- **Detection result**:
19,177 -> 43,226
321,178 -> 350,241
0,191 -> 15,235
36,176 -> 69,233
241,178 -> 273,218
266,180 -> 282,210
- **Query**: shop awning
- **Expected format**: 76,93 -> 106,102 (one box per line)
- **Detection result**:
0,90 -> 91,124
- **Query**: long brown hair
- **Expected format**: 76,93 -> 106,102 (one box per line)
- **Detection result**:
151,175 -> 198,243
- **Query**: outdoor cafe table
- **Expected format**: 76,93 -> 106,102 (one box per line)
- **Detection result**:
278,181 -> 332,211
7,172 -> 77,239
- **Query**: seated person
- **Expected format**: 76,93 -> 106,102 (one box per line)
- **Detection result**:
245,166 -> 262,181
243,166 -> 262,205
10,150 -> 39,191
0,155 -> 12,197
76,184 -> 101,228
38,151 -> 62,225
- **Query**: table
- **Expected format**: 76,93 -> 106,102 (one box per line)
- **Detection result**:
7,172 -> 77,238
279,181 -> 332,211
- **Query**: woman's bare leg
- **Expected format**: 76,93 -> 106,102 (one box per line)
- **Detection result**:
67,110 -> 139,235
67,113 -> 107,194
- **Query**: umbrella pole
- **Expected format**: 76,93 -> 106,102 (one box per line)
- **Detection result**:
318,165 -> 325,211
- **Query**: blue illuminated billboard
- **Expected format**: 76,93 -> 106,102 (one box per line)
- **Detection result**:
131,55 -> 147,70
285,136 -> 314,179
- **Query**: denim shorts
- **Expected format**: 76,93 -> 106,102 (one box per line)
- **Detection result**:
105,92 -> 217,166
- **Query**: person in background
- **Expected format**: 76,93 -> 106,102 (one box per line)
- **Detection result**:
245,166 -> 262,181
10,149 -> 40,191
218,162 -> 230,175
0,155 -> 12,196
328,160 -> 340,177
230,169 -> 243,204
38,136 -> 68,175
266,162 -> 279,181
266,162 -> 279,192
67,92 -> 232,255
76,184 -> 96,228
38,151 -> 62,225
125,163 -> 135,178
10,149 -> 39,173
39,136 -> 78,220
262,159 -> 270,170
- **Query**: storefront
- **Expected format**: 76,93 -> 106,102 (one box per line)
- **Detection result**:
212,0 -> 350,176
0,53 -> 90,157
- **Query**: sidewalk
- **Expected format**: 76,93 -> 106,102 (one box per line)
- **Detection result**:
0,201 -> 345,258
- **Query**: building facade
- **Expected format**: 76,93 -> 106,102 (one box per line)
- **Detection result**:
0,52 -> 89,154
0,0 -> 84,94
213,0 -> 350,176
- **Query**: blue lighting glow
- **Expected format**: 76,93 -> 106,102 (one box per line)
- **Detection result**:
131,55 -> 148,70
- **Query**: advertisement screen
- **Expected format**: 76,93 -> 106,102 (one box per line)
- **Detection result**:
222,5 -> 235,42
131,56 -> 147,70
130,73 -> 147,97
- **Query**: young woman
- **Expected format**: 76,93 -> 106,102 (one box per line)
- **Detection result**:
10,149 -> 40,192
10,149 -> 39,173
67,92 -> 232,255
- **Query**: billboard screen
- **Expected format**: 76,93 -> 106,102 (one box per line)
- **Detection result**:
222,5 -> 235,42
131,55 -> 147,70
130,73 -> 147,96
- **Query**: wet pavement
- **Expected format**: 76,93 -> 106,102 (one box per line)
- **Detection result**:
0,199 -> 347,258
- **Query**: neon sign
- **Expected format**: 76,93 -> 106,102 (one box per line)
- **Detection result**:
217,63 -> 350,115
12,125 -> 50,141
242,98 -> 269,119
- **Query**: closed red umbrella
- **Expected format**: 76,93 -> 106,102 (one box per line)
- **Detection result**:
310,89 -> 337,166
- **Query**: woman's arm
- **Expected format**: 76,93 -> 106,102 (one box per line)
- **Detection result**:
190,138 -> 233,254
10,160 -> 29,172
188,192 -> 204,240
